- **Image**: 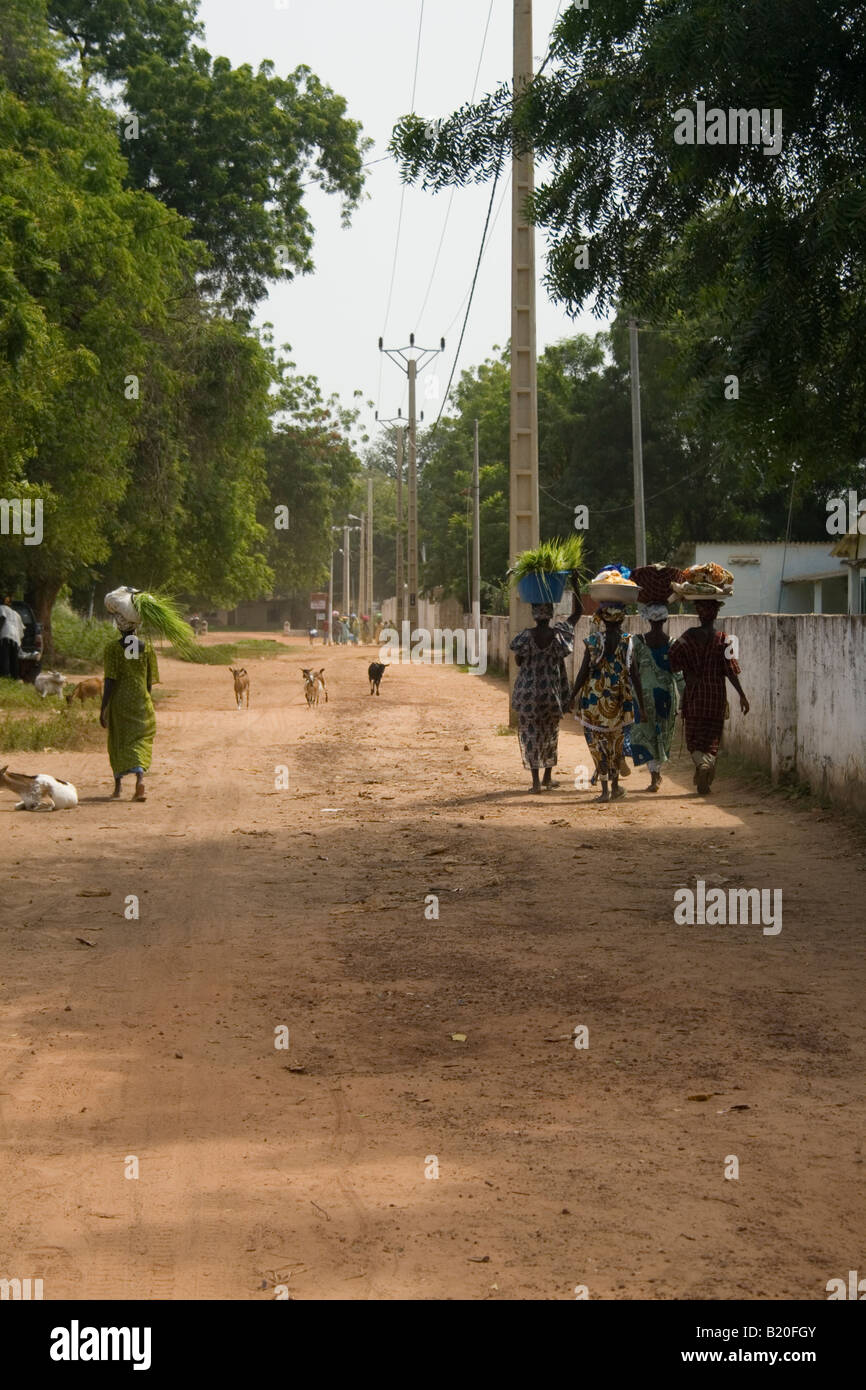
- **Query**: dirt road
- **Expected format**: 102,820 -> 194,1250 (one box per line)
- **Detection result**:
1,637 -> 864,1300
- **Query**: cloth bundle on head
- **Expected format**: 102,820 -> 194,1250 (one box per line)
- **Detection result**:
632,564 -> 683,605
104,586 -> 141,632
596,603 -> 626,623
104,586 -> 197,658
639,602 -> 669,622
531,602 -> 554,619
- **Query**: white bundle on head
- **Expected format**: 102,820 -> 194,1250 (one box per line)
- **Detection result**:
104,586 -> 141,631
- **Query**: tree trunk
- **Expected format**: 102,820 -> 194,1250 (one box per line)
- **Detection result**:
31,579 -> 62,666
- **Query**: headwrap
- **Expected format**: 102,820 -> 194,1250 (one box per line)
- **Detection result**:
639,602 -> 669,622
596,603 -> 626,624
531,602 -> 554,620
104,586 -> 141,633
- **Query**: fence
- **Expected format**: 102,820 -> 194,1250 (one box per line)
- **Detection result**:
379,600 -> 865,809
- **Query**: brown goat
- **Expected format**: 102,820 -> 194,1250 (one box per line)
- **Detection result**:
66,677 -> 103,704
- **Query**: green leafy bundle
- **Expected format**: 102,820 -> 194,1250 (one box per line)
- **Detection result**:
509,535 -> 585,585
133,592 -> 197,660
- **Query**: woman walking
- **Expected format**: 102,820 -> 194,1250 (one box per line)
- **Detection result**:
668,600 -> 749,794
510,586 -> 582,793
571,604 -> 636,803
100,587 -> 193,802
628,603 -> 685,791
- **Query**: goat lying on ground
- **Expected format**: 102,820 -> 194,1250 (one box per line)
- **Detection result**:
229,667 -> 249,709
301,668 -> 327,706
66,677 -> 103,704
368,661 -> 389,695
0,765 -> 78,810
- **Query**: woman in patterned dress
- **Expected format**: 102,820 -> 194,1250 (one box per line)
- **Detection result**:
100,624 -> 159,803
668,600 -> 749,794
510,586 -> 582,793
571,604 -> 636,803
628,603 -> 685,792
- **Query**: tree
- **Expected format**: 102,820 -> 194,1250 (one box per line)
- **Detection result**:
49,0 -> 371,308
0,0 -> 202,654
262,362 -> 364,597
392,1 -> 866,480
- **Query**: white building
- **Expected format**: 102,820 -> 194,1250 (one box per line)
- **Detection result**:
689,541 -> 862,614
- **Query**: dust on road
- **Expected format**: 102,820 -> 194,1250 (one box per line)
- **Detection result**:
1,637 -> 864,1300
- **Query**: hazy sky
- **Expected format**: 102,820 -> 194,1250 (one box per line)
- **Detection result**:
196,0 -> 609,438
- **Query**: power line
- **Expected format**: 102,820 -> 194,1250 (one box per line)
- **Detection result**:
377,0 -> 427,416
432,145 -> 506,431
415,0 -> 495,328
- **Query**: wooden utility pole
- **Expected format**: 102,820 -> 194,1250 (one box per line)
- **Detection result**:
508,0 -> 540,720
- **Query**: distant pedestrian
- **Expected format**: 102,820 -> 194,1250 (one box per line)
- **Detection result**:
668,600 -> 749,794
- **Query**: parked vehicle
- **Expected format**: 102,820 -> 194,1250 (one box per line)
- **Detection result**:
10,600 -> 43,682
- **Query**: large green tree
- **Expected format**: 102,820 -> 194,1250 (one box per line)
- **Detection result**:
0,0 -> 201,652
392,1 -> 866,481
48,0 -> 370,307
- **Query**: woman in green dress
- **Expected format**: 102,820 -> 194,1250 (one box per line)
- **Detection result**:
628,603 -> 684,792
100,626 -> 159,802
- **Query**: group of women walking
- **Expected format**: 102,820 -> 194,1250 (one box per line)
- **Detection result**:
510,569 -> 749,801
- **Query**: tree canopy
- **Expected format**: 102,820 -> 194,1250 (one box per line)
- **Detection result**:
392,1 -> 866,481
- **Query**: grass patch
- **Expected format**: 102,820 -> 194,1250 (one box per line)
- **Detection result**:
496,723 -> 517,736
52,602 -> 114,669
0,678 -> 45,709
164,638 -> 288,664
0,707 -> 103,753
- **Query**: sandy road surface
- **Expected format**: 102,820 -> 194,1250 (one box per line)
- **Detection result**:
1,636 -> 864,1300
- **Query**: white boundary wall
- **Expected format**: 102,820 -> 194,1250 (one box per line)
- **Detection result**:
377,603 -> 864,809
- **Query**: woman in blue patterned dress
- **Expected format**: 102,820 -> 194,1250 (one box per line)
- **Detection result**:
628,603 -> 685,792
510,587 -> 582,793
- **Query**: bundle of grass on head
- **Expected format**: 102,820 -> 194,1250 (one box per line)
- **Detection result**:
133,592 -> 198,661
508,535 -> 586,584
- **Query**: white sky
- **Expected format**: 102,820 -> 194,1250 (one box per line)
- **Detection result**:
196,0 -> 609,438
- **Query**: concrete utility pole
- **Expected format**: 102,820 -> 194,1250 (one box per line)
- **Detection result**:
380,335 -> 444,641
472,418 -> 481,645
327,549 -> 334,644
342,524 -> 350,615
629,317 -> 647,567
395,427 -> 405,624
358,512 -> 366,622
366,471 -> 374,624
509,0 -> 540,720
375,410 -> 406,626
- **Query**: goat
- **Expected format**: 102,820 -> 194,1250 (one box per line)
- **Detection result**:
368,661 -> 389,695
229,666 -> 249,709
0,765 -> 78,811
301,667 -> 327,706
65,677 -> 103,704
35,670 -> 67,699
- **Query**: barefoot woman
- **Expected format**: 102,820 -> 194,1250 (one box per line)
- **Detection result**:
510,581 -> 582,793
571,604 -> 636,803
100,598 -> 159,802
100,585 -> 196,802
